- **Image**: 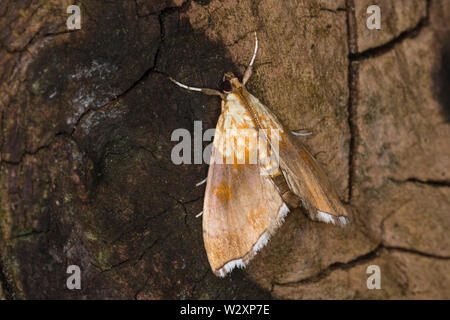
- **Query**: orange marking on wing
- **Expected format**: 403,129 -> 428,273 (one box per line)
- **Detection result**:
214,182 -> 232,204
245,206 -> 266,231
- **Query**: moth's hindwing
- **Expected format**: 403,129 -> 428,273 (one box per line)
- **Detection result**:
243,90 -> 350,226
203,94 -> 289,277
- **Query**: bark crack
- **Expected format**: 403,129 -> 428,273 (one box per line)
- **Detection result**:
389,177 -> 450,188
134,0 -> 190,19
350,0 -> 431,61
319,7 -> 346,14
99,237 -> 163,273
345,0 -> 358,203
72,1 -> 192,136
384,245 -> 450,260
273,242 -> 450,288
0,132 -> 81,166
9,229 -> 50,240
1,144 -> 50,165
164,192 -> 203,225
273,244 -> 382,287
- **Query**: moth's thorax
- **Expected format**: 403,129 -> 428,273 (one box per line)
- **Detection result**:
221,92 -> 243,113
229,77 -> 242,90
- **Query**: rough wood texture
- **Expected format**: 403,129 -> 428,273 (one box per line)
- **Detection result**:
0,0 -> 449,299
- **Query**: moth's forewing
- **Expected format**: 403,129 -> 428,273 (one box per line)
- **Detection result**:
203,96 -> 289,277
279,134 -> 350,224
243,90 -> 350,225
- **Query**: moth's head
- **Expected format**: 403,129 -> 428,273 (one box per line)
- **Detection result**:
222,72 -> 242,93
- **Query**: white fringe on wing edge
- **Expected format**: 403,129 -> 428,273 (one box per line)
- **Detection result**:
317,210 -> 349,227
215,203 -> 290,277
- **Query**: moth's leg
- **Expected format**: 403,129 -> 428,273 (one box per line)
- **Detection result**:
271,173 -> 300,209
242,32 -> 258,85
195,211 -> 203,218
195,178 -> 207,187
291,130 -> 312,136
170,77 -> 225,99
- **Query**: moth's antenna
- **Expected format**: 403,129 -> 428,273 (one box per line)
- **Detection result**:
169,77 -> 225,99
249,32 -> 258,67
243,32 -> 258,85
170,77 -> 202,92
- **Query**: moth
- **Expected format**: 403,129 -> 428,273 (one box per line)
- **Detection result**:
170,33 -> 350,277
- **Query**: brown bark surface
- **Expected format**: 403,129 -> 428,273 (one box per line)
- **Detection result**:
0,0 -> 449,299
